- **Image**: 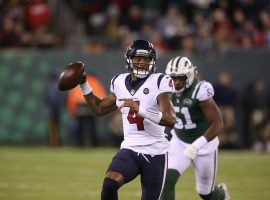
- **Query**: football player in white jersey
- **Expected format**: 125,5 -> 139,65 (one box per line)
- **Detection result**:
78,40 -> 176,200
161,57 -> 230,200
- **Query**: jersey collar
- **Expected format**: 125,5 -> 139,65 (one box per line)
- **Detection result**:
125,74 -> 149,96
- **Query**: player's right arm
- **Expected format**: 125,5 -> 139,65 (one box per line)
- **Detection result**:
83,92 -> 118,117
79,74 -> 118,117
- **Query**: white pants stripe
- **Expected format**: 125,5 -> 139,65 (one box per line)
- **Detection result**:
158,152 -> 168,200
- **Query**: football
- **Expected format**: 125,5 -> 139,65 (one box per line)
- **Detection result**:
58,62 -> 85,91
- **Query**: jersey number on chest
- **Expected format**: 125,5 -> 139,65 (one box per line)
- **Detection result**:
127,101 -> 144,131
174,106 -> 197,130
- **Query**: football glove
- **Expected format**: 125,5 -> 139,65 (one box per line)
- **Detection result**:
183,145 -> 197,160
183,136 -> 208,160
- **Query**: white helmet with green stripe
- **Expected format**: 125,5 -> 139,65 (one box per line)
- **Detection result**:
165,56 -> 197,93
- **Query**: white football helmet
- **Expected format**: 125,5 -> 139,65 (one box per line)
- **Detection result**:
165,56 -> 197,93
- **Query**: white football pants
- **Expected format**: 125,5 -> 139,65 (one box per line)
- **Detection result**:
168,133 -> 218,195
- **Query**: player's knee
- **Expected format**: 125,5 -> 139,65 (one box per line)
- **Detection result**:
164,169 -> 180,187
101,177 -> 120,200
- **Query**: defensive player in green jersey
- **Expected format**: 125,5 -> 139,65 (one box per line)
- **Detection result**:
161,57 -> 230,200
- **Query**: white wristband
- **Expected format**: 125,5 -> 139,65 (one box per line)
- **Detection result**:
138,106 -> 162,124
192,136 -> 208,150
79,81 -> 93,95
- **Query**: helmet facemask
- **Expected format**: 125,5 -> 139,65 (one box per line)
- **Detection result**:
127,54 -> 155,78
125,40 -> 157,79
170,75 -> 188,93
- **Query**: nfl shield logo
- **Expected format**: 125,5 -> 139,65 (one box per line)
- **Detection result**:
183,99 -> 192,106
143,88 -> 149,94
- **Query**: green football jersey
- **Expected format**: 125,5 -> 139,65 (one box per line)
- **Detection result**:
172,79 -> 214,143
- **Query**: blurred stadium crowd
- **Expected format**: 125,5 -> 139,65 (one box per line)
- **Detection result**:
1,0 -> 270,54
0,0 -> 58,48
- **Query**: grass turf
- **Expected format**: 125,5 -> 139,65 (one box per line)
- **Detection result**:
0,147 -> 270,200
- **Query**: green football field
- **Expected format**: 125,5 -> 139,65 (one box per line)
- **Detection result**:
0,147 -> 269,200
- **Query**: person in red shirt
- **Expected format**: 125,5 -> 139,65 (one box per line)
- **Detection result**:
25,0 -> 51,30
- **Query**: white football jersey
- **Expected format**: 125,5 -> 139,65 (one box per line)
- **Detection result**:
110,73 -> 175,155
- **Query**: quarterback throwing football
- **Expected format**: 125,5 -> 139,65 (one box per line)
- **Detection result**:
79,40 -> 176,200
161,57 -> 230,200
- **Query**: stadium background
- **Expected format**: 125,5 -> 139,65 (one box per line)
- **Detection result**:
0,0 -> 270,199
0,51 -> 268,146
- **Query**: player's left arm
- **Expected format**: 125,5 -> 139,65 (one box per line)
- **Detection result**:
139,74 -> 176,127
156,92 -> 176,127
199,98 -> 223,141
184,81 -> 223,160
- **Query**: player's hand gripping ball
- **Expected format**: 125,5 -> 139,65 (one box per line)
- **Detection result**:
58,62 -> 86,91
